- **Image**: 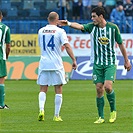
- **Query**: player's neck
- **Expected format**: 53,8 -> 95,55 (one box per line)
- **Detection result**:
49,22 -> 57,26
99,19 -> 107,28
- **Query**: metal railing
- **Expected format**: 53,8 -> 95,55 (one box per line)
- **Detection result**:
3,20 -> 133,34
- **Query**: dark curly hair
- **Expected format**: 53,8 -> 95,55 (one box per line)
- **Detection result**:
91,7 -> 105,18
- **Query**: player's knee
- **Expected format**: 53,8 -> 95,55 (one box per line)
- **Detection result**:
104,84 -> 112,93
96,85 -> 104,97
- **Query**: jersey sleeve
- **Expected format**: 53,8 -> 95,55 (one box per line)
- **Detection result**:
115,25 -> 123,44
60,29 -> 69,45
5,28 -> 10,44
38,29 -> 42,47
82,23 -> 94,33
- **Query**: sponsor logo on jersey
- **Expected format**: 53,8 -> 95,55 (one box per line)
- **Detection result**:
98,37 -> 109,45
42,30 -> 56,33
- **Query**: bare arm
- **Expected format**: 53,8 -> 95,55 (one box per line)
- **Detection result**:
58,20 -> 84,30
118,44 -> 132,71
64,43 -> 77,70
6,43 -> 10,59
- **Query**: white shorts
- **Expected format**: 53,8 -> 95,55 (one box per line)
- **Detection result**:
37,68 -> 67,86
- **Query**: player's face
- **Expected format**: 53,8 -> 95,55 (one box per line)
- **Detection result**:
91,12 -> 101,25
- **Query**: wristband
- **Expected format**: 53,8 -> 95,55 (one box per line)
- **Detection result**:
67,21 -> 71,26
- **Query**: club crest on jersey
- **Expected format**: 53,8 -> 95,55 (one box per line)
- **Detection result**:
98,37 -> 109,45
93,75 -> 97,81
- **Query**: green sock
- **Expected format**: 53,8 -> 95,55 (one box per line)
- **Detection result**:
96,96 -> 104,119
106,90 -> 116,112
0,84 -> 5,107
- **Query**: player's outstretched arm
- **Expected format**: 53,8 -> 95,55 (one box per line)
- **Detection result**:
58,20 -> 84,30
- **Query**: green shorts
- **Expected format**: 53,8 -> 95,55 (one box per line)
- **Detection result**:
92,64 -> 116,84
0,60 -> 7,78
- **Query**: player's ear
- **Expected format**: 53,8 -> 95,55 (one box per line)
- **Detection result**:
0,14 -> 3,19
99,14 -> 103,18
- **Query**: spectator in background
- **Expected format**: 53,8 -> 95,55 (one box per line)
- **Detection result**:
58,0 -> 67,19
104,0 -> 116,19
97,1 -> 108,19
66,0 -> 73,20
123,0 -> 133,33
72,0 -> 82,20
82,0 -> 91,20
110,5 -> 126,33
91,0 -> 100,9
97,1 -> 106,9
116,0 -> 124,5
98,1 -> 103,7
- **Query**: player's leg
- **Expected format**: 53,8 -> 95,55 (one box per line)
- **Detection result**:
38,85 -> 48,121
93,64 -> 105,123
39,85 -> 48,112
94,83 -> 105,124
104,80 -> 117,123
104,65 -> 117,123
0,60 -> 9,109
37,71 -> 49,121
0,77 -> 5,107
53,85 -> 63,121
104,80 -> 116,112
52,69 -> 66,121
96,83 -> 105,119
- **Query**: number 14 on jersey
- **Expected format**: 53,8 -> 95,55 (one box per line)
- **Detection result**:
43,35 -> 55,51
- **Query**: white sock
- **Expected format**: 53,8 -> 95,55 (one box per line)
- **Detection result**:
38,92 -> 46,112
54,94 -> 62,117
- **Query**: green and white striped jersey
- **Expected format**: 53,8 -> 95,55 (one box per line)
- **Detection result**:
83,22 -> 123,65
0,22 -> 10,60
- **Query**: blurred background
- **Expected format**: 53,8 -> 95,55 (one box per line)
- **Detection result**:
1,0 -> 133,34
0,0 -> 132,80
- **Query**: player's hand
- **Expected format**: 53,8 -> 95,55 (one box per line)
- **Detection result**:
58,20 -> 68,26
72,61 -> 77,70
124,60 -> 132,71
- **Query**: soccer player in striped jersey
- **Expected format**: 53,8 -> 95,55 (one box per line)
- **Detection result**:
0,11 -> 11,109
58,6 -> 132,123
37,12 -> 77,121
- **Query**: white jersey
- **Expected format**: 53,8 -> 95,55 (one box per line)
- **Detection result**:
38,25 -> 69,70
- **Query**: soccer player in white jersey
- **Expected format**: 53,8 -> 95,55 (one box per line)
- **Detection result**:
58,7 -> 132,123
0,11 -> 10,109
37,12 -> 77,121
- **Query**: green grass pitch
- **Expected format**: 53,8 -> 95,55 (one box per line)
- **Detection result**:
0,80 -> 132,133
